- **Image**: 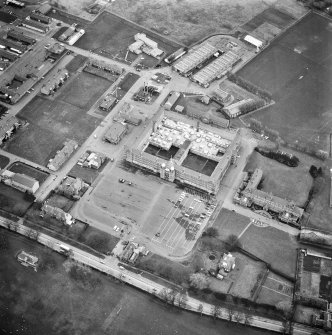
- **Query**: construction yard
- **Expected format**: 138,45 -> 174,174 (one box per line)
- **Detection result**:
240,11 -> 332,151
3,71 -> 109,166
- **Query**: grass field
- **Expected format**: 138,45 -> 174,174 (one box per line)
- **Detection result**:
239,12 -> 332,151
75,11 -> 181,60
239,224 -> 299,277
241,6 -> 295,32
0,183 -> 33,216
305,169 -> 332,232
244,150 -> 313,207
8,162 -> 49,184
4,73 -> 107,166
213,208 -> 251,239
65,54 -> 88,73
68,159 -> 109,185
109,0 -> 305,45
0,153 -> 9,169
0,229 -> 272,335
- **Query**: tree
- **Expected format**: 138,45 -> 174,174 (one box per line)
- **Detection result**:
212,305 -> 221,320
0,232 -> 9,252
8,222 -> 19,232
244,313 -> 252,327
178,294 -> 188,308
227,306 -> 234,321
198,303 -> 204,316
225,234 -> 241,251
204,227 -> 219,238
189,273 -> 210,290
234,312 -> 242,324
249,118 -> 263,132
276,301 -> 293,320
27,229 -> 39,241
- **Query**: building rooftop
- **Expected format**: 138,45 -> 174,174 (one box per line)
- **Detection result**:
0,37 -> 27,52
7,29 -> 36,45
17,250 -> 38,265
149,117 -> 230,159
48,140 -> 78,171
104,122 -> 127,142
41,68 -> 68,94
12,172 -> 38,189
0,116 -> 19,140
173,43 -> 217,74
192,50 -> 240,86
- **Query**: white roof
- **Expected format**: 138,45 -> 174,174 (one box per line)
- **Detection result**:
244,35 -> 263,48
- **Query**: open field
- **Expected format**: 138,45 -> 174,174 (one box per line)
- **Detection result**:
240,12 -> 332,151
65,54 -> 88,73
304,167 -> 332,232
0,153 -> 9,169
60,72 -> 111,109
239,224 -> 299,277
75,11 -> 181,61
257,272 -> 293,305
68,159 -> 109,185
4,74 -> 106,165
213,208 -> 251,239
109,0 -> 306,45
244,150 -> 313,207
0,183 -> 33,216
0,229 -> 273,335
241,6 -> 295,32
8,162 -> 49,184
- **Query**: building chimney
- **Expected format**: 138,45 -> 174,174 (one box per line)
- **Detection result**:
197,120 -> 200,132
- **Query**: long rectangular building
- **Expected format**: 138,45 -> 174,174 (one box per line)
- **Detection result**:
0,38 -> 27,54
47,140 -> 78,171
29,11 -> 51,25
7,29 -> 36,45
172,43 -> 217,76
41,68 -> 69,95
192,50 -> 240,87
0,49 -> 18,62
20,19 -> 49,33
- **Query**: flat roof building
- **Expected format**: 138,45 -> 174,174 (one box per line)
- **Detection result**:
47,140 -> 78,171
125,112 -> 240,194
164,91 -> 180,110
104,122 -> 128,144
173,43 -> 217,76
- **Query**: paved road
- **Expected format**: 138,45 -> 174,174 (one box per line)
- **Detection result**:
0,217 -> 322,335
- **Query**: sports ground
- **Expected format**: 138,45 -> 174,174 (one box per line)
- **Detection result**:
238,12 -> 332,150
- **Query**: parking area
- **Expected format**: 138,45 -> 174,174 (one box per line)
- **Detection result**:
151,191 -> 216,252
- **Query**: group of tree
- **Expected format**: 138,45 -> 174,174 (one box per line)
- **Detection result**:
227,73 -> 272,102
189,272 -> 210,290
225,234 -> 242,252
255,147 -> 299,167
202,227 -> 219,238
309,165 -> 323,178
249,119 -> 280,142
238,99 -> 265,115
158,288 -> 188,308
300,0 -> 332,13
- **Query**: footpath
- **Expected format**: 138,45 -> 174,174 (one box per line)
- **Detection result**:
0,217 -> 321,335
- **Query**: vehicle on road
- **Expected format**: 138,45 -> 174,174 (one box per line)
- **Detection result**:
119,178 -> 125,183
